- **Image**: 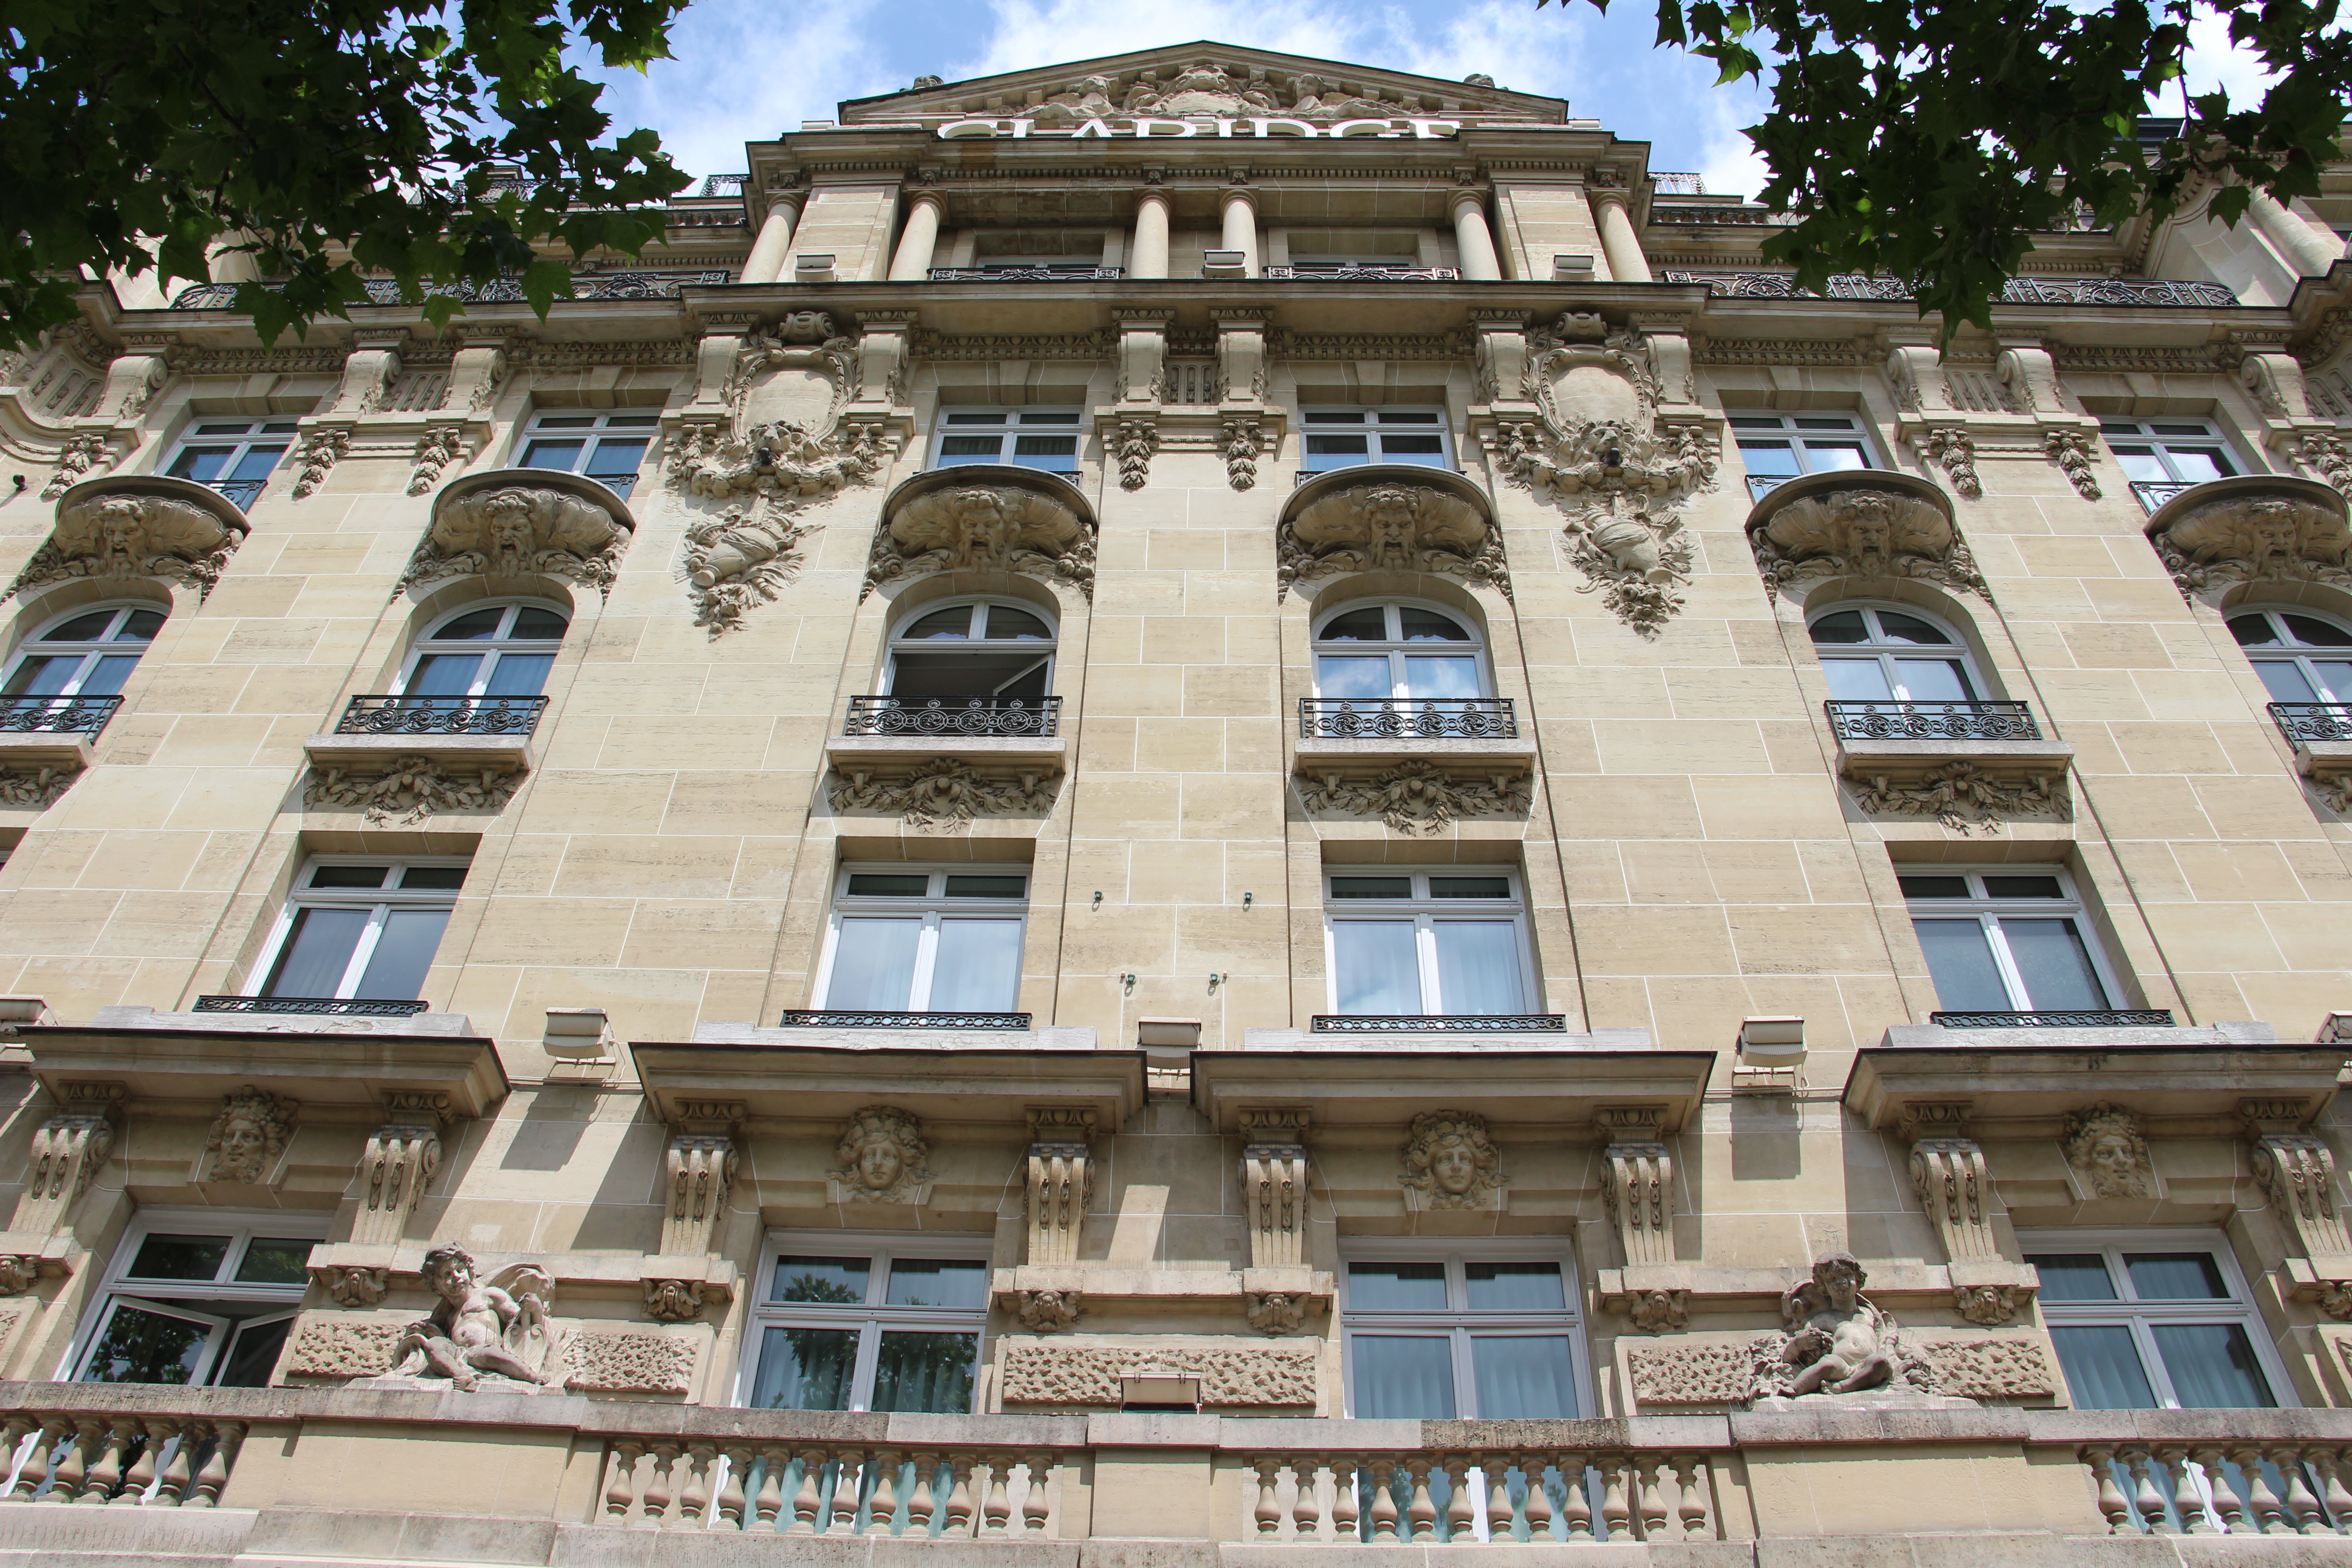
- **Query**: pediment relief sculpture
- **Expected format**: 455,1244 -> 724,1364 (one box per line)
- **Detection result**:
864,470 -> 1098,602
667,318 -> 886,504
825,1105 -> 934,1203
1276,470 -> 1507,600
1746,472 -> 1985,599
203,1086 -> 296,1184
1398,1109 -> 1505,1210
1024,59 -> 1429,126
10,477 -> 249,601
2143,475 -> 2352,600
2063,1102 -> 2159,1200
402,470 -> 635,598
681,504 -> 810,634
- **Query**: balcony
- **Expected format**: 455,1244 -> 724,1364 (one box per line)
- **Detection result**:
1826,699 -> 2074,824
1311,1013 -> 1566,1032
168,270 -> 732,309
1927,1009 -> 2176,1028
303,694 -> 547,774
826,697 -> 1067,773
191,995 -> 431,1019
0,694 -> 121,774
1663,271 -> 2238,307
2269,702 -> 2352,806
777,1009 -> 1033,1029
1294,696 -> 1535,776
1826,699 -> 2042,742
1263,265 -> 1461,281
925,266 -> 1124,282
2130,478 -> 2198,514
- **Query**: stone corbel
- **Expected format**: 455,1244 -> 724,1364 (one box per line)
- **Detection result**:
345,1097 -> 445,1249
1994,346 -> 2104,500
1469,311 -> 1533,410
1098,314 -> 1167,492
5,1083 -> 121,1238
2242,1099 -> 2352,1317
96,343 -> 168,424
1024,1107 -> 1097,1267
1240,1108 -> 1309,1270
1596,1106 -> 1675,1272
1627,313 -> 1698,407
1213,312 -> 1278,491
10,474 -> 251,603
850,311 -> 916,413
446,337 -> 511,419
659,1132 -> 739,1257
1894,1100 -> 2031,1324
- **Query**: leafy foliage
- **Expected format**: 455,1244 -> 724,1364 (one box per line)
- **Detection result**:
1548,0 -> 2352,338
0,0 -> 694,348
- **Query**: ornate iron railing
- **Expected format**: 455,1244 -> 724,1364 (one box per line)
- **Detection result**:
843,696 -> 1061,738
925,267 -> 1124,282
0,694 -> 121,737
170,271 -> 731,309
1651,172 -> 1706,194
1661,271 -> 2238,307
1652,206 -> 1777,226
1826,700 -> 2043,741
700,174 -> 750,196
1311,1014 -> 1568,1033
1930,1009 -> 2176,1028
1300,697 -> 1518,740
336,695 -> 549,736
194,995 -> 431,1017
2130,479 -> 2199,514
2270,702 -> 2352,745
776,1010 -> 1032,1029
1264,265 -> 1463,281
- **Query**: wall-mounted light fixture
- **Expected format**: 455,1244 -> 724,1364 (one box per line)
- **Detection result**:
1242,890 -> 1254,908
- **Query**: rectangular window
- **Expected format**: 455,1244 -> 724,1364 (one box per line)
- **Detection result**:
1341,1245 -> 1586,1418
2022,1234 -> 2284,1410
816,865 -> 1028,1014
1899,867 -> 2121,1014
741,1237 -> 988,1414
516,409 -> 658,498
2100,418 -> 2237,514
1324,870 -> 1533,1017
163,420 -> 297,509
70,1214 -> 323,1388
1302,407 -> 1451,472
1728,412 -> 1874,501
930,409 -> 1082,475
253,857 -> 468,1003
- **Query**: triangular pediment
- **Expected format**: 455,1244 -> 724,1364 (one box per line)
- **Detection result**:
838,41 -> 1564,128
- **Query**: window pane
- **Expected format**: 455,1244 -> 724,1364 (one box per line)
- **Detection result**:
409,652 -> 484,695
902,608 -> 974,640
1822,657 -> 1896,701
2284,614 -> 2352,648
236,1240 -> 314,1285
1318,655 -> 1394,700
1329,877 -> 1410,900
483,653 -> 554,697
310,864 -> 388,888
927,918 -> 1023,1011
353,908 -> 450,1000
1431,921 -> 1525,1014
167,447 -> 233,483
228,446 -> 285,484
2166,448 -> 2228,482
885,1258 -> 988,1308
1891,659 -> 1974,701
1428,877 -> 1510,899
216,1315 -> 294,1387
2125,1253 -> 2230,1300
872,1331 -> 979,1414
1465,1261 -> 1566,1311
2026,1253 -> 2120,1302
433,608 -> 506,640
1397,608 -> 1471,642
1807,611 -> 1871,645
1402,656 -> 1482,700
2249,653 -> 2314,700
2312,661 -> 2352,703
846,873 -> 930,897
584,438 -> 647,478
2229,614 -> 2283,647
128,1235 -> 231,1281
1913,919 -> 2012,1010
3,655 -> 78,696
520,439 -> 586,471
1738,440 -> 1801,476
1332,921 -> 1421,1014
938,436 -> 1004,460
1318,608 -> 1389,641
81,1303 -> 215,1385
825,917 -> 924,1009
751,1325 -> 858,1409
1352,1336 -> 1457,1417
1896,875 -> 1970,899
2111,449 -> 2169,483
264,906 -> 371,998
1307,434 -> 1372,456
398,866 -> 468,890
1999,918 -> 2107,1010
1378,435 -> 1446,462
1980,876 -> 2065,899
2049,1325 -> 2159,1409
2151,1323 -> 2275,1408
944,876 -> 1027,898
1348,1261 -> 1449,1311
76,654 -> 143,696
1875,612 -> 1952,645
1803,443 -> 1868,472
510,608 -> 569,639
774,1256 -> 869,1304
47,610 -> 123,642
1471,1335 -> 1578,1417
982,608 -> 1053,640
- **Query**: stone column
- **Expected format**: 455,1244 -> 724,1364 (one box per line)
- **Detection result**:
740,194 -> 804,284
2250,191 -> 2344,278
887,192 -> 946,282
1024,1108 -> 1097,1267
1590,189 -> 1651,283
1220,188 -> 1260,277
6,1086 -> 120,1238
1240,1109 -> 1310,1269
1595,1107 -> 1674,1266
1132,188 -> 1172,279
1450,190 -> 1503,281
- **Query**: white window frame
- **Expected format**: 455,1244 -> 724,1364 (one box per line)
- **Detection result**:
813,863 -> 1031,1014
1806,603 -> 1987,703
736,1232 -> 992,1414
249,854 -> 470,1002
1899,866 -> 2125,1013
1309,599 -> 1490,701
883,599 -> 1058,700
397,599 -> 572,699
1,601 -> 166,699
1321,868 -> 1537,1017
1337,1237 -> 1592,1420
1301,407 -> 1453,472
2225,606 -> 2352,706
2016,1229 -> 2294,1409
513,408 -> 658,498
61,1209 -> 328,1387
162,417 -> 298,507
1729,411 -> 1877,500
929,407 -> 1083,473
2099,417 -> 2239,483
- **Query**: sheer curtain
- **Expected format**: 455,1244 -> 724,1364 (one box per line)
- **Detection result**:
1471,1336 -> 1578,1417
827,917 -> 922,1009
1351,1335 -> 1456,1417
2000,917 -> 2106,1009
929,918 -> 1022,1010
1432,921 -> 1523,1013
2048,1325 -> 2156,1409
1333,921 -> 1421,1013
1912,920 -> 2009,1009
2152,1324 -> 2275,1407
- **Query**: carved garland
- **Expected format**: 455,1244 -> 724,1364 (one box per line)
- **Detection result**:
1297,759 -> 1530,835
827,758 -> 1063,831
304,755 -> 524,825
1848,762 -> 2065,834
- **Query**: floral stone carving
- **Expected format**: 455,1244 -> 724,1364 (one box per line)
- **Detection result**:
203,1086 -> 296,1183
2063,1102 -> 2157,1199
1398,1110 -> 1505,1210
305,755 -> 522,825
999,1342 -> 1318,1407
1297,759 -> 1530,835
10,479 -> 248,601
1276,470 -> 1508,600
1749,1251 -> 1941,1404
2143,477 -> 2352,600
864,472 -> 1097,602
828,758 -> 1062,831
1849,761 -> 2066,833
318,1265 -> 389,1308
824,1105 -> 934,1203
2045,431 -> 2103,500
0,768 -> 78,808
1746,472 -> 1984,599
681,504 -> 810,634
386,1244 -> 559,1391
403,473 -> 634,598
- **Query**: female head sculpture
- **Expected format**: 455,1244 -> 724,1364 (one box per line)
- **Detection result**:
205,1086 -> 294,1183
827,1105 -> 934,1202
1399,1110 -> 1504,1209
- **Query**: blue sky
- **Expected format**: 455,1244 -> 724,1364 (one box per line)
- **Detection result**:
581,0 -> 2277,202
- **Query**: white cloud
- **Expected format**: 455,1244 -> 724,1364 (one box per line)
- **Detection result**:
948,0 -> 1362,78
2148,11 -> 2282,116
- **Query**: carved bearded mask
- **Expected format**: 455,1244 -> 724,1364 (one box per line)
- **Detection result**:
2088,1132 -> 2143,1196
213,1115 -> 267,1181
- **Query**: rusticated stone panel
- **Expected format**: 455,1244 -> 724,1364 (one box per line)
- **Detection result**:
1915,1336 -> 2059,1401
999,1341 -> 1318,1406
562,1332 -> 698,1395
1627,1341 -> 1752,1406
284,1316 -> 405,1378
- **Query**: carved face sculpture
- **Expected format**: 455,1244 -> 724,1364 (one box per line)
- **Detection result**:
1815,1256 -> 1864,1310
97,500 -> 145,563
2244,500 -> 2304,572
425,1246 -> 478,1305
828,1106 -> 932,1201
216,1114 -> 267,1178
1430,1137 -> 1479,1196
2063,1103 -> 2152,1198
857,1138 -> 905,1193
1837,495 -> 1896,572
205,1088 -> 289,1183
1399,1111 -> 1503,1209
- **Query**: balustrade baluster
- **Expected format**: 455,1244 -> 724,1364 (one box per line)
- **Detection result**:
1441,1455 -> 1475,1541
1367,1459 -> 1399,1543
1673,1454 -> 1711,1539
1636,1455 -> 1671,1539
943,1454 -> 976,1536
863,1447 -> 899,1537
752,1446 -> 786,1532
1519,1454 -> 1554,1542
1292,1457 -> 1323,1540
117,1423 -> 163,1504
1,1418 -> 45,1503
1332,1458 -> 1360,1542
2230,1445 -> 2286,1534
2272,1446 -> 2325,1534
829,1449 -> 864,1535
152,1425 -> 195,1509
678,1442 -> 714,1530
2188,1446 -> 2241,1533
1403,1457 -> 1438,1542
2082,1446 -> 2131,1532
1250,1456 -> 1283,1538
2156,1448 -> 2205,1534
1599,1453 -> 1633,1542
641,1441 -> 679,1528
715,1444 -> 750,1530
42,1422 -> 91,1505
979,1455 -> 1012,1538
2314,1446 -> 2352,1533
906,1450 -> 939,1537
2123,1447 -> 2170,1534
188,1422 -> 241,1509
1481,1457 -> 1515,1542
1558,1452 -> 1593,1540
1022,1452 -> 1052,1537
788,1448 -> 827,1534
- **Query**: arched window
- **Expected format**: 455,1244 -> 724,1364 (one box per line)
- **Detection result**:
3,603 -> 166,700
400,602 -> 568,698
884,600 -> 1055,704
1312,601 -> 1487,702
1807,605 -> 1983,703
2228,608 -> 2352,705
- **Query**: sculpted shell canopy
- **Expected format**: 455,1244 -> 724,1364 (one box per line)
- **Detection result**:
16,476 -> 250,599
1744,471 -> 1981,598
409,469 -> 636,596
2144,476 -> 2352,595
866,468 -> 1099,600
1277,467 -> 1504,599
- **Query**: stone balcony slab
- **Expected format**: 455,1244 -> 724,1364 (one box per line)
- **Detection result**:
1198,1038 -> 1712,1132
0,731 -> 95,771
304,729 -> 538,774
1292,733 -> 1538,774
637,1028 -> 1140,1127
823,732 -> 1067,772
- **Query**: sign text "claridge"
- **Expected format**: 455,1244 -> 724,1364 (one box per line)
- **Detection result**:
936,118 -> 1461,141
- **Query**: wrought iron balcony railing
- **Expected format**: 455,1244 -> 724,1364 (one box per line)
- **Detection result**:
1264,265 -> 1462,281
1654,206 -> 1779,226
0,693 -> 122,738
1661,271 -> 2238,307
1300,697 -> 1518,740
194,995 -> 431,1017
777,1010 -> 1032,1029
843,696 -> 1061,738
2130,479 -> 2199,514
2271,701 -> 2352,745
1651,171 -> 1706,194
926,267 -> 1124,282
1311,1014 -> 1568,1033
1930,1009 -> 2176,1028
1825,700 -> 2043,742
335,695 -> 549,736
171,271 -> 730,309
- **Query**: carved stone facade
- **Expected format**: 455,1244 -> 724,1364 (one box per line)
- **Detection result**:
825,1106 -> 933,1205
1240,1108 -> 1308,1270
304,755 -> 524,825
1597,1106 -> 1675,1269
10,480 -> 247,600
401,475 -> 634,598
1296,759 -> 1530,835
2064,1103 -> 2159,1200
1746,474 -> 1984,599
1025,1108 -> 1096,1267
1849,763 -> 2066,834
1397,1110 -> 1504,1211
1276,471 -> 1508,600
2143,477 -> 2352,600
862,473 -> 1096,601
680,505 -> 809,633
201,1087 -> 295,1184
998,1342 -> 1318,1407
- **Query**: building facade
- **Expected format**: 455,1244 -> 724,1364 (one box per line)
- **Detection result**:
1,39 -> 2352,1561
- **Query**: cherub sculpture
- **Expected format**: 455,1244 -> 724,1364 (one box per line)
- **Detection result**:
1750,1251 -> 1939,1402
388,1244 -> 559,1390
